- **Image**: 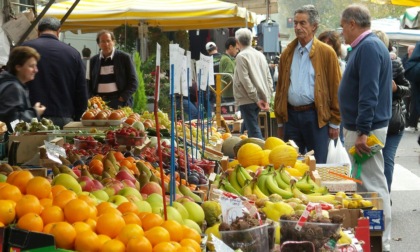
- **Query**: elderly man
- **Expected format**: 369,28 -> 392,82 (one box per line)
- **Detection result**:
233,28 -> 273,139
339,4 -> 392,251
274,5 -> 341,163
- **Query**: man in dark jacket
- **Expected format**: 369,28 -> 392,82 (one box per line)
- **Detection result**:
22,17 -> 88,128
88,30 -> 138,109
403,42 -> 420,131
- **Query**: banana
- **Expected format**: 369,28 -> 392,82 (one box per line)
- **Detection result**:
291,181 -> 337,204
228,168 -> 243,194
222,180 -> 243,196
178,184 -> 203,202
313,186 -> 329,195
252,181 -> 269,199
295,173 -> 315,193
274,170 -> 290,190
257,174 -> 270,196
279,167 -> 292,185
238,165 -> 253,181
265,175 -> 294,199
235,166 -> 247,187
242,181 -> 253,197
212,174 -> 221,188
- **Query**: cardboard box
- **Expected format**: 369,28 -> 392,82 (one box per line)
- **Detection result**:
4,226 -> 55,252
232,120 -> 243,133
348,192 -> 384,231
8,134 -> 49,164
328,208 -> 363,228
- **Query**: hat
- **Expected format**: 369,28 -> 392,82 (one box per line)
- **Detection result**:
206,42 -> 216,51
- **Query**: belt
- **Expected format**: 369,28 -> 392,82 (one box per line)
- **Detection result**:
287,103 -> 315,112
97,92 -> 119,99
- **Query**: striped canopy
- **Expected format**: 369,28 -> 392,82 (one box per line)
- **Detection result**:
40,0 -> 257,32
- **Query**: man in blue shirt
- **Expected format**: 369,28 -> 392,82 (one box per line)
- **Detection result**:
339,4 -> 392,251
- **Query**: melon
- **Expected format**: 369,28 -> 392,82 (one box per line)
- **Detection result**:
221,136 -> 242,158
237,143 -> 264,167
269,144 -> 298,169
264,137 -> 286,150
260,149 -> 272,166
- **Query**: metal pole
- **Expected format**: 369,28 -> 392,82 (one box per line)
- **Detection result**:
59,0 -> 80,25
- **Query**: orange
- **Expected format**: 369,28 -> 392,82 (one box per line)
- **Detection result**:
0,200 -> 16,225
113,151 -> 125,162
177,246 -> 196,252
124,156 -> 136,163
53,190 -> 77,209
49,222 -> 76,250
141,213 -> 164,231
126,235 -> 152,252
6,170 -> 34,194
152,242 -> 176,252
96,212 -> 125,238
122,212 -> 142,225
119,159 -> 134,170
89,159 -> 104,176
92,154 -> 104,161
85,218 -> 97,231
100,239 -> 125,252
100,206 -> 122,216
63,198 -> 90,223
97,234 -> 111,247
88,204 -> 98,219
117,201 -> 139,215
51,184 -> 67,198
40,205 -> 64,225
15,194 -> 42,218
137,211 -> 149,219
239,134 -> 248,140
182,227 -> 201,244
39,198 -> 53,208
0,183 -> 22,202
72,221 -> 92,234
144,226 -> 170,247
96,201 -> 116,215
17,213 -> 43,232
26,176 -> 51,199
74,230 -> 100,252
179,239 -> 201,252
78,194 -> 97,206
116,223 -> 144,245
221,132 -> 232,140
170,241 -> 182,249
42,222 -> 55,234
161,220 -> 184,242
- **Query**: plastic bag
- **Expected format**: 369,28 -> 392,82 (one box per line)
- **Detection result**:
326,140 -> 351,165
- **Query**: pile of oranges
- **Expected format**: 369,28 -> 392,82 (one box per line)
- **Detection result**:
0,170 -> 202,252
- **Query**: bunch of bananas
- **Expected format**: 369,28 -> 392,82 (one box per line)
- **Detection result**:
215,165 -> 254,196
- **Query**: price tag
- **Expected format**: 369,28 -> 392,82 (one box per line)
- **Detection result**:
219,195 -> 244,225
44,140 -> 66,164
10,119 -> 19,132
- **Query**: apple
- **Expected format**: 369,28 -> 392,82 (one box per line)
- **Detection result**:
72,167 -> 81,177
108,195 -> 129,206
115,170 -> 136,184
183,201 -> 205,226
101,177 -> 116,185
103,180 -> 124,197
121,179 -> 136,189
134,200 -> 152,213
78,176 -> 94,192
125,194 -> 141,203
140,182 -> 163,196
172,202 -> 189,219
92,179 -> 104,190
163,206 -> 184,224
0,174 -> 7,182
118,187 -> 142,200
91,189 -> 110,202
146,193 -> 164,207
52,173 -> 82,194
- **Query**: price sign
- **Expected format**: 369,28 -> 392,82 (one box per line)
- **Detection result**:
44,140 -> 66,164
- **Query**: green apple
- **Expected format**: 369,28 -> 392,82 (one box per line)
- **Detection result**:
164,206 -> 184,224
183,201 -> 205,226
108,195 -> 129,206
184,218 -> 202,234
118,187 -> 142,200
152,206 -> 163,214
134,200 -> 152,213
146,193 -> 164,208
52,173 -> 82,194
172,202 -> 189,219
92,190 -> 109,202
0,174 -> 7,182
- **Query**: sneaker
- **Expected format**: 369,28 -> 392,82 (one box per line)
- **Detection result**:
405,126 -> 418,132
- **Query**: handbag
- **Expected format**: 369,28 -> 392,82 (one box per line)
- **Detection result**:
388,99 -> 405,135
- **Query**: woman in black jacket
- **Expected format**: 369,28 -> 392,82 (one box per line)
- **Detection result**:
0,46 -> 46,135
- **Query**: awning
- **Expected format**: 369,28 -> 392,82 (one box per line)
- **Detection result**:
401,6 -> 420,28
39,0 -> 257,32
391,0 -> 420,6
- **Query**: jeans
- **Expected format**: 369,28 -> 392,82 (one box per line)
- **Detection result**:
176,96 -> 198,121
239,103 -> 263,139
383,130 -> 404,192
284,109 -> 329,163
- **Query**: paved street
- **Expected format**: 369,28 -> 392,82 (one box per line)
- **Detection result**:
387,129 -> 420,251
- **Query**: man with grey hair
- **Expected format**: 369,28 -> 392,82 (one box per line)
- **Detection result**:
339,4 -> 392,251
274,5 -> 341,163
22,17 -> 87,128
233,28 -> 272,139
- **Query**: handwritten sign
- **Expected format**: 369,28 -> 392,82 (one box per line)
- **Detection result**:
219,195 -> 244,225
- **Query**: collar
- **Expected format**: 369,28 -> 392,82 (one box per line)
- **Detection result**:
100,48 -> 115,60
39,33 -> 59,40
298,39 -> 314,54
350,30 -> 372,48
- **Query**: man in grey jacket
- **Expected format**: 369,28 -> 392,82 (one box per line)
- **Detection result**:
233,28 -> 273,139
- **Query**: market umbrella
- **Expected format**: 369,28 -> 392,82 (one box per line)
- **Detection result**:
39,0 -> 257,32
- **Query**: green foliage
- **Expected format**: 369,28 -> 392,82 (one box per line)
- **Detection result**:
132,52 -> 147,113
113,24 -> 137,54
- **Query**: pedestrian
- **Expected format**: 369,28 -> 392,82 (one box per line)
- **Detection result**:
219,37 -> 237,103
22,17 -> 87,129
204,41 -> 221,115
339,5 -> 392,251
88,30 -> 138,109
0,46 -> 46,136
233,28 -> 273,139
402,44 -> 415,124
81,47 -> 91,68
403,42 -> 420,132
274,5 -> 341,163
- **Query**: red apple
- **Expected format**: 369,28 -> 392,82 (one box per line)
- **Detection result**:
140,182 -> 163,196
72,167 -> 81,177
104,180 -> 124,196
78,176 -> 94,192
121,179 -> 136,188
115,170 -> 136,184
92,179 -> 104,190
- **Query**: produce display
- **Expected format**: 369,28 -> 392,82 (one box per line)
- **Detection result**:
14,118 -> 60,132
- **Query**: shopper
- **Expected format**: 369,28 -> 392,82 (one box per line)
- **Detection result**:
204,41 -> 221,116
22,17 -> 87,129
274,5 -> 341,163
219,37 -> 237,102
88,30 -> 138,109
233,28 -> 273,139
81,47 -> 91,68
403,42 -> 420,132
338,5 -> 392,251
0,46 -> 46,135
